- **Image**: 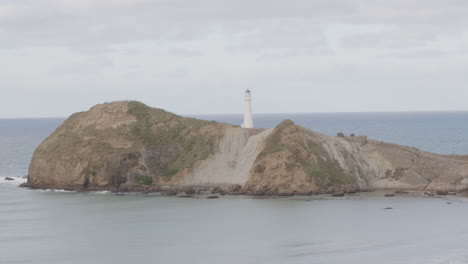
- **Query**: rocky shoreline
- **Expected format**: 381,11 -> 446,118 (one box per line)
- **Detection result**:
19,181 -> 468,199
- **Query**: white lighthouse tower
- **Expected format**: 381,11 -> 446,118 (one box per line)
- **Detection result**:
242,89 -> 254,129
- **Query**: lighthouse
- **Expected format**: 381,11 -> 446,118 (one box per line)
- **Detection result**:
242,89 -> 254,129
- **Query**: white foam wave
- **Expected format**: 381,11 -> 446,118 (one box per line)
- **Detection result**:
38,189 -> 77,193
90,190 -> 111,194
0,176 -> 27,186
34,189 -> 111,194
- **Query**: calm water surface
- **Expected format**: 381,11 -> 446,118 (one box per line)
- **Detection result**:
1,112 -> 468,264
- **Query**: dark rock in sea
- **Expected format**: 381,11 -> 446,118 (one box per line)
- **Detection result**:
332,192 -> 345,197
436,191 -> 448,196
207,195 -> 219,199
447,202 -> 452,204
291,190 -> 312,196
4,177 -> 14,181
178,195 -> 193,198
384,207 -> 393,210
384,193 -> 395,197
19,183 -> 30,188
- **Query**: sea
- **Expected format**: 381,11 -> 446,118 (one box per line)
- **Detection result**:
2,112 -> 468,264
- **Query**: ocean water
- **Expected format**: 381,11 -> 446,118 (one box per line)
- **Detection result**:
2,112 -> 468,264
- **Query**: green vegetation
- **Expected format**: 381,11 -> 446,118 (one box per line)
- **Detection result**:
302,160 -> 353,188
259,120 -> 295,156
134,175 -> 153,185
130,124 -> 184,147
128,101 -> 174,122
257,120 -> 355,189
303,138 -> 355,188
126,101 -> 220,180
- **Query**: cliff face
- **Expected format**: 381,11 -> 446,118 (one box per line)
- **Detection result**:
244,120 -> 468,194
27,101 -> 230,190
359,140 -> 468,191
24,101 -> 468,194
244,120 -> 362,195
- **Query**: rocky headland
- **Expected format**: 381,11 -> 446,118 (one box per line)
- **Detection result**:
21,101 -> 468,196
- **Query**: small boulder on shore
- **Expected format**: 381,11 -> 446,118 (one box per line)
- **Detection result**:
384,193 -> 395,197
395,190 -> 409,194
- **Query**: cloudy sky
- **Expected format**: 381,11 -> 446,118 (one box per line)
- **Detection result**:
1,0 -> 468,118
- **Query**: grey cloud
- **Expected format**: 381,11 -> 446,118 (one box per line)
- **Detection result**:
389,49 -> 468,59
2,0 -> 468,117
0,0 -> 358,51
224,19 -> 331,59
167,47 -> 204,57
50,56 -> 114,75
1,0 -> 468,52
349,0 -> 468,24
340,25 -> 440,49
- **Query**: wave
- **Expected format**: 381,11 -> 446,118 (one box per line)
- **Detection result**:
38,189 -> 111,194
90,190 -> 112,194
0,176 -> 27,186
38,189 -> 77,193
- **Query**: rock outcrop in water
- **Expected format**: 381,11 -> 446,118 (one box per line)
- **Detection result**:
22,101 -> 468,194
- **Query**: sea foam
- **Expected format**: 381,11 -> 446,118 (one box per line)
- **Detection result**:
0,176 -> 27,186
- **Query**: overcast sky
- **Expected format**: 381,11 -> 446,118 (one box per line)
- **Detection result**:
1,0 -> 468,118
